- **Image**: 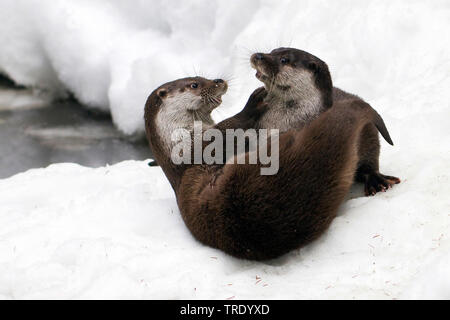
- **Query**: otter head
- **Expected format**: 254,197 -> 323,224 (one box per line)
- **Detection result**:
250,48 -> 333,109
148,77 -> 228,154
155,77 -> 228,117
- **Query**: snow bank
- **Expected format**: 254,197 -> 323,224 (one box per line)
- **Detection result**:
1,1 -> 449,134
0,0 -> 449,299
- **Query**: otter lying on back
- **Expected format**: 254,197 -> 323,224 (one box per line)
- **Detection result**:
144,73 -> 394,260
250,48 -> 400,196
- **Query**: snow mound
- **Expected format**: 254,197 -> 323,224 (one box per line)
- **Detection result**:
1,1 -> 449,134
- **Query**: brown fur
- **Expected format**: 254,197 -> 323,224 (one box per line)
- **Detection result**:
251,48 -> 400,196
144,77 -> 226,192
144,75 -> 395,260
145,87 -> 267,167
333,87 -> 400,194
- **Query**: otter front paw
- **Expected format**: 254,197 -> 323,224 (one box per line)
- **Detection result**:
364,172 -> 401,196
243,87 -> 267,114
249,86 -> 267,102
244,88 -> 268,122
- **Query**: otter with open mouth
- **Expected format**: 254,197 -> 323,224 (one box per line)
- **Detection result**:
145,75 -> 396,260
251,47 -> 400,196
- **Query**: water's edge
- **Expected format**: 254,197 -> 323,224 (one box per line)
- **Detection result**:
0,77 -> 152,179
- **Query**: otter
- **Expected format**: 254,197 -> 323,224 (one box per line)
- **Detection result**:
250,47 -> 400,195
146,82 -> 268,169
144,77 -> 226,192
144,74 -> 394,260
144,77 -> 267,192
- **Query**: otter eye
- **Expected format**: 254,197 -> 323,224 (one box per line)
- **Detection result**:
157,89 -> 167,98
280,58 -> 289,64
191,83 -> 199,89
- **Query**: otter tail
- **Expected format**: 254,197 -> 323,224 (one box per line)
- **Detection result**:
332,87 -> 394,146
371,107 -> 394,146
346,100 -> 394,146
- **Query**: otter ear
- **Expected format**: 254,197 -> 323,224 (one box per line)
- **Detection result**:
308,62 -> 319,73
157,88 -> 168,98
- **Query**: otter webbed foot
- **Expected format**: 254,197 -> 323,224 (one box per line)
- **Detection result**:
363,171 -> 401,196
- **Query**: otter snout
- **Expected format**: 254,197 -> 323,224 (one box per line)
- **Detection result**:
251,53 -> 267,64
200,78 -> 228,109
251,53 -> 274,83
212,78 -> 228,94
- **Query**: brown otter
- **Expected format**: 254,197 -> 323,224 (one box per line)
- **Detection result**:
144,74 -> 394,260
146,81 -> 268,169
144,77 -> 225,192
250,47 -> 400,195
144,77 -> 267,192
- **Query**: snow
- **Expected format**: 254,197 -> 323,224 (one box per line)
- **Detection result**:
0,0 -> 449,299
0,122 -> 449,299
1,0 -> 447,135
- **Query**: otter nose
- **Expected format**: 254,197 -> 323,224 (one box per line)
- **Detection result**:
213,79 -> 224,84
255,53 -> 264,60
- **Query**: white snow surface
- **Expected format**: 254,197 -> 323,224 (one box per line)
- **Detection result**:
0,0 -> 449,299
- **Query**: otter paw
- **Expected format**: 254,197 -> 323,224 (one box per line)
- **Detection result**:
208,166 -> 224,188
250,86 -> 267,102
253,101 -> 269,118
245,87 -> 267,110
364,172 -> 401,196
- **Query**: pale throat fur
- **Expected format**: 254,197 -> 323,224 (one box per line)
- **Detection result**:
257,66 -> 324,132
155,91 -> 214,154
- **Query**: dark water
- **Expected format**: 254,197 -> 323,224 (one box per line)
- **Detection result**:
0,77 -> 152,179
